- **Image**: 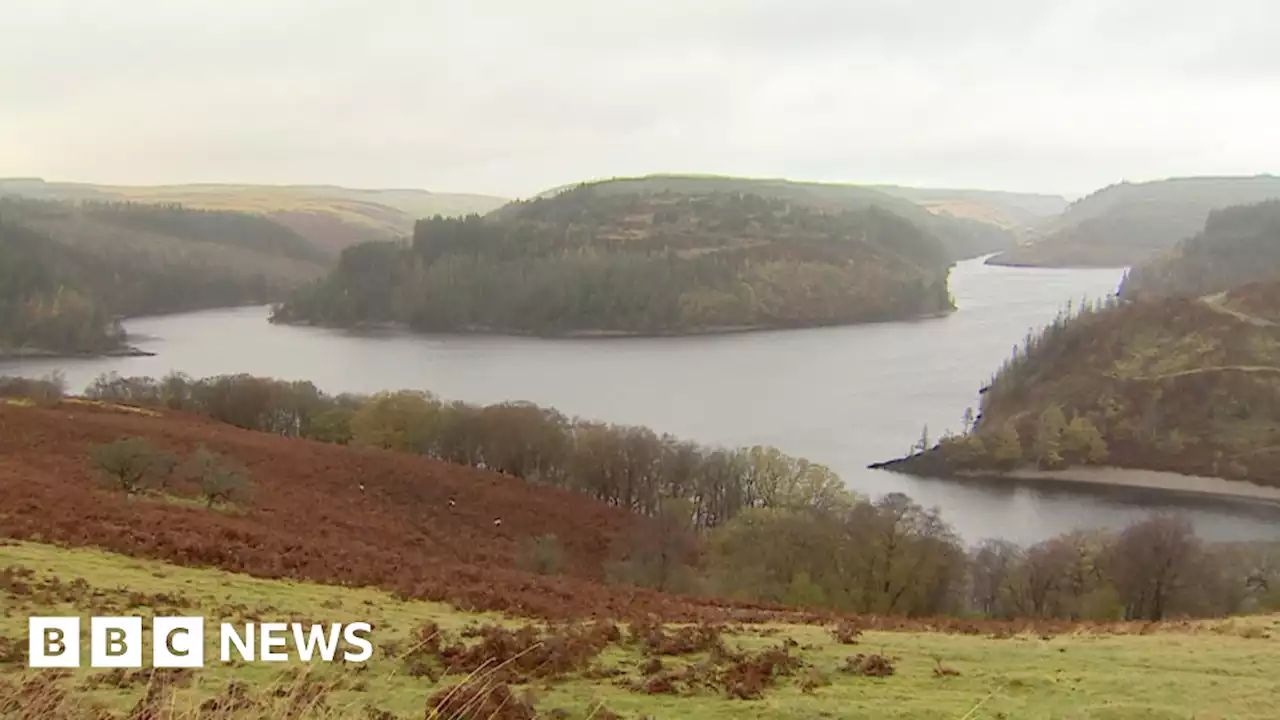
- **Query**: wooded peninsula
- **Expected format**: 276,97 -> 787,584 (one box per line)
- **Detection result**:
270,183 -> 961,336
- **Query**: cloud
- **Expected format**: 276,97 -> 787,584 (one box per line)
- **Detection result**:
1,0 -> 1277,197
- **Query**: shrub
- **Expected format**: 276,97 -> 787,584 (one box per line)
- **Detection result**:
516,534 -> 566,575
89,438 -> 177,495
0,372 -> 65,407
182,445 -> 252,508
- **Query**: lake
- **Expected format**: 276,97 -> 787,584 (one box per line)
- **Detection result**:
6,256 -> 1279,544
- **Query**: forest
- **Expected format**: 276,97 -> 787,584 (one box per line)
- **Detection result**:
881,273 -> 1280,486
0,217 -> 124,353
0,197 -> 326,354
16,369 -> 1273,622
1120,200 -> 1280,300
272,187 -> 956,335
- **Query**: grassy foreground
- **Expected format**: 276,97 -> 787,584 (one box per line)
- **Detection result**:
1,540 -> 1277,719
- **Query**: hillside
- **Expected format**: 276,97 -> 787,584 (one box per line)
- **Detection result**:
986,175 -> 1280,268
0,216 -> 125,355
530,174 -> 1020,260
3,544 -> 1277,720
0,198 -> 326,355
875,281 -> 1280,486
870,184 -> 1068,229
1120,200 -> 1280,300
0,399 -> 787,622
1,393 -> 1278,717
0,178 -> 508,254
272,185 -> 959,336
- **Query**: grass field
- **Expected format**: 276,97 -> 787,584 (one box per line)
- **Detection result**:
2,541 -> 1277,719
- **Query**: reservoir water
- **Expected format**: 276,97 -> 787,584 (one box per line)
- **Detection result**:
6,256 -> 1278,544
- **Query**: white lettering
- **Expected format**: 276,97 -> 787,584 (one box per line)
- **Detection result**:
221,623 -> 254,662
291,624 -> 342,662
259,623 -> 288,662
342,622 -> 373,662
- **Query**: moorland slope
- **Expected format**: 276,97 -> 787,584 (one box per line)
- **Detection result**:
0,399 -> 805,623
529,174 -> 1023,260
0,178 -> 507,254
3,540 -> 1276,719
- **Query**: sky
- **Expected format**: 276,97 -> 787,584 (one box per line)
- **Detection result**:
3,0 -> 1279,199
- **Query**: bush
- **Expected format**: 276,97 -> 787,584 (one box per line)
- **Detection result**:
516,534 -> 567,575
89,437 -> 177,495
0,372 -> 65,407
182,445 -> 252,508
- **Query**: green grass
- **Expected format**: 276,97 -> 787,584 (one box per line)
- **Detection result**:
2,540 -> 1278,719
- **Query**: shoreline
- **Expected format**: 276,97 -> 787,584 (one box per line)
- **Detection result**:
988,466 -> 1280,503
0,345 -> 155,362
938,466 -> 1280,505
983,255 -> 1132,270
870,450 -> 1280,506
270,308 -> 959,341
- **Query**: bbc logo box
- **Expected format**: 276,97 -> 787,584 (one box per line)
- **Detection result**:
29,617 -> 205,668
28,617 -> 372,668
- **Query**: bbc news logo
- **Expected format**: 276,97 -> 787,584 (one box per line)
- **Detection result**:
28,617 -> 372,668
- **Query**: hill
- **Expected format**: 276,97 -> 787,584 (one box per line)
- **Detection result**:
529,174 -> 1021,260
874,281 -> 1280,486
0,198 -> 327,355
0,398 -> 787,622
271,184 -> 959,336
1120,200 -> 1280,300
0,178 -> 508,255
986,175 -> 1280,268
3,541 -> 1277,719
870,184 -> 1068,229
1,393 -> 1278,718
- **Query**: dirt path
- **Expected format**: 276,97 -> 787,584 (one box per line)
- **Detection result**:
1201,291 -> 1278,327
1115,365 -> 1280,382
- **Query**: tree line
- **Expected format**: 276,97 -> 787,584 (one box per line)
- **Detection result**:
271,189 -> 955,335
693,500 -> 1274,621
64,370 -> 1280,621
81,371 -> 852,528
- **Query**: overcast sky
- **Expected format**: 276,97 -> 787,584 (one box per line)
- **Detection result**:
3,0 -> 1278,199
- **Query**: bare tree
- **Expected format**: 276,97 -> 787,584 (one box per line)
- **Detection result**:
608,498 -> 700,593
1106,514 -> 1201,620
969,539 -> 1023,617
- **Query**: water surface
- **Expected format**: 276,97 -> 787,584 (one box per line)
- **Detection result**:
7,257 -> 1278,544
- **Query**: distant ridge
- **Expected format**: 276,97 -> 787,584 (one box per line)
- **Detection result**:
0,178 -> 509,254
987,174 -> 1280,268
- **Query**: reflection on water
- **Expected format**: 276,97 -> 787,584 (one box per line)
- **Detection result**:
4,257 -> 1277,544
